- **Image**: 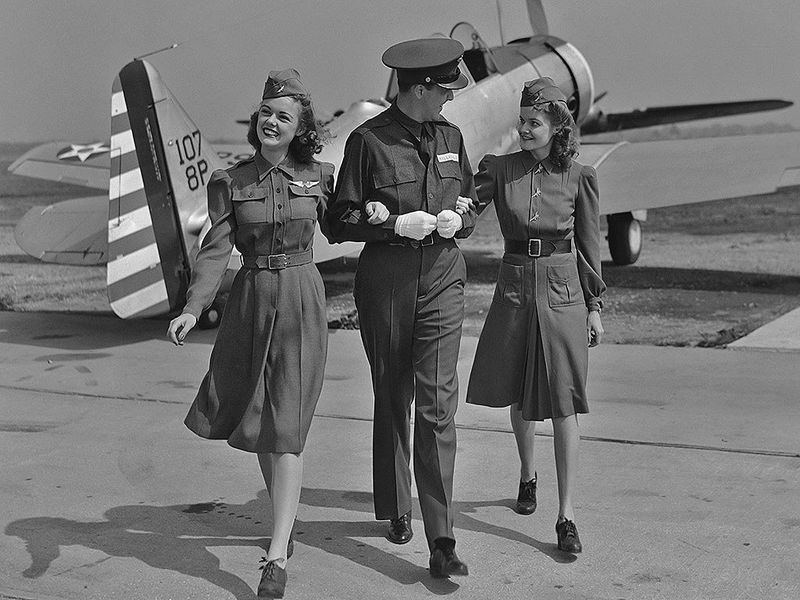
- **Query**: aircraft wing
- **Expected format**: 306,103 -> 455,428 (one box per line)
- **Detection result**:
14,195 -> 108,265
8,142 -> 111,190
581,131 -> 800,215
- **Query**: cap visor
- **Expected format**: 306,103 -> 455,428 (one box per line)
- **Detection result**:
436,72 -> 469,90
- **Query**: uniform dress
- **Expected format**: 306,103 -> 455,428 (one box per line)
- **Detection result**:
326,102 -> 478,549
182,152 -> 334,453
466,151 -> 606,420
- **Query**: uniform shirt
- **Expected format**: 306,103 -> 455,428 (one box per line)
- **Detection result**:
326,102 -> 478,242
475,151 -> 606,311
183,152 -> 334,318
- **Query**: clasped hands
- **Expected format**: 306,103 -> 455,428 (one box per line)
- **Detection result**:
365,198 -> 472,240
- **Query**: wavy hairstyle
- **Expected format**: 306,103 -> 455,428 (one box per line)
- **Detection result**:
247,94 -> 327,163
543,101 -> 580,170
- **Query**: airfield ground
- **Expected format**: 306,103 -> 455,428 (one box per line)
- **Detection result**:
2,141 -> 800,347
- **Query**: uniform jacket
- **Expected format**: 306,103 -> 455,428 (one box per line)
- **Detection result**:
183,152 -> 334,317
325,102 -> 478,242
475,151 -> 605,311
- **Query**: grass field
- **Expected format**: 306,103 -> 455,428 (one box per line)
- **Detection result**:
2,142 -> 800,346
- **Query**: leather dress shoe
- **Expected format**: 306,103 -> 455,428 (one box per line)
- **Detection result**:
257,558 -> 287,598
387,512 -> 413,544
556,518 -> 583,553
515,473 -> 537,515
429,538 -> 469,578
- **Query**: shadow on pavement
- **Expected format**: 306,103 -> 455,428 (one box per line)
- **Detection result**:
6,488 -> 575,598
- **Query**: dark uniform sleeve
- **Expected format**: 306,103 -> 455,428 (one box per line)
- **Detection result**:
574,165 -> 606,312
454,135 -> 478,238
317,161 -> 335,238
183,169 -> 237,319
473,154 -> 498,216
324,131 -> 397,243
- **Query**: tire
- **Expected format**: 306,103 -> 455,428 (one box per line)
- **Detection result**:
607,213 -> 642,266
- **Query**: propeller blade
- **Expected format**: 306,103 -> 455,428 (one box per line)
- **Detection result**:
581,99 -> 792,134
526,0 -> 548,37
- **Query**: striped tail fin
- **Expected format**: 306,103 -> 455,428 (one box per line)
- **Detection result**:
107,59 -> 222,319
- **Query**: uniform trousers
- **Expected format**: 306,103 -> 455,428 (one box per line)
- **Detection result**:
354,240 -> 466,550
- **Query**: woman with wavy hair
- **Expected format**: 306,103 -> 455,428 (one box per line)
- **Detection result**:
168,68 -> 331,598
460,77 -> 605,554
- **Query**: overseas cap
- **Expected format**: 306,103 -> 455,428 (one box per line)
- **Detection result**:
262,68 -> 309,101
382,38 -> 468,90
520,77 -> 568,108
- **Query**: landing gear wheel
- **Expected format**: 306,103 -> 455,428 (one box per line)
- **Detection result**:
607,213 -> 642,266
198,303 -> 222,329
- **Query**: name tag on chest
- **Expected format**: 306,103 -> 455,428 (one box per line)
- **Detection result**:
436,152 -> 459,163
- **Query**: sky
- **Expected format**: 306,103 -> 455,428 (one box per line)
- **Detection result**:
2,0 -> 799,143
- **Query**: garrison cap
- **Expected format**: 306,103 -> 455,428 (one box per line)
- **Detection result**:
262,68 -> 309,101
382,38 -> 468,90
521,77 -> 568,108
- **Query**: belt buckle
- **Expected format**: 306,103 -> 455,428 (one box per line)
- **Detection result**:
528,239 -> 541,257
268,254 -> 288,269
420,234 -> 434,247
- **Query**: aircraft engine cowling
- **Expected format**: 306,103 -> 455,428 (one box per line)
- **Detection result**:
541,36 -> 595,126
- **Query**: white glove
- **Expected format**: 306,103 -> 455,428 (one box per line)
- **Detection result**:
454,196 -> 474,215
365,201 -> 390,225
394,211 -> 437,240
436,209 -> 463,238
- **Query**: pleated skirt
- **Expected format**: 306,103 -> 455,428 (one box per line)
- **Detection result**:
184,263 -> 327,452
466,252 -> 589,421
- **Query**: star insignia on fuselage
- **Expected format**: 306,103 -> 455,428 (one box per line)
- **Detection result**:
57,142 -> 110,162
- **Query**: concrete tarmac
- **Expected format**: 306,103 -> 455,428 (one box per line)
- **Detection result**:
1,311 -> 798,600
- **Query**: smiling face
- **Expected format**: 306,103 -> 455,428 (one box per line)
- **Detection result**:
256,96 -> 302,154
517,106 -> 557,158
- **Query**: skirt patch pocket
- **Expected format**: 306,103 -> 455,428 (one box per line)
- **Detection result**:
546,263 -> 583,308
495,261 -> 524,307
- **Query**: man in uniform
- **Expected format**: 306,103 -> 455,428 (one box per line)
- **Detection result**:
325,38 -> 478,577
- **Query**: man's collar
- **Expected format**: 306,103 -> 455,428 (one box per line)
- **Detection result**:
389,102 -> 446,140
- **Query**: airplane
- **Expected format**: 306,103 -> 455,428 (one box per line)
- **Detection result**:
9,0 -> 800,327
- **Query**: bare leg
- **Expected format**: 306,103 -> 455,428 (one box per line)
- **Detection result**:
552,414 -> 579,521
258,452 -> 303,566
510,405 -> 536,481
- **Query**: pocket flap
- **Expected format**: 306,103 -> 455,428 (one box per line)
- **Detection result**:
288,183 -> 323,197
435,160 -> 462,180
373,166 -> 417,189
231,187 -> 267,201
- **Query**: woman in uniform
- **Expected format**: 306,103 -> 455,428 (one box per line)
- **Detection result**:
461,77 -> 605,554
167,69 -> 332,598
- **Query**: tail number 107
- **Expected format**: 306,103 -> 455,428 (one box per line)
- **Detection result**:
173,130 -> 208,191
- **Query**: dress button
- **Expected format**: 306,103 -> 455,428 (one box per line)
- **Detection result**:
277,204 -> 283,209
248,191 -> 253,197
276,187 -> 282,193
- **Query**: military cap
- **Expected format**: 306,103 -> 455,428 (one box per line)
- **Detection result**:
262,68 -> 309,101
382,38 -> 468,90
521,77 -> 568,108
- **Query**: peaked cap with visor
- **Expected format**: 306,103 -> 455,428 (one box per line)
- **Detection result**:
382,38 -> 469,90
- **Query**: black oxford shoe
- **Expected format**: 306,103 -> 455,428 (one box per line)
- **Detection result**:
429,538 -> 469,578
515,473 -> 537,515
556,518 -> 583,553
257,558 -> 287,598
387,512 -> 413,544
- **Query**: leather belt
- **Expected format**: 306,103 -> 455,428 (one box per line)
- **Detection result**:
388,232 -> 445,248
241,249 -> 313,270
504,239 -> 572,258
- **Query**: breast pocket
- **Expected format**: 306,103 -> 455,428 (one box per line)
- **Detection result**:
495,260 -> 524,308
288,184 -> 321,220
435,159 -> 463,207
372,165 -> 417,209
231,187 -> 267,223
547,263 -> 583,308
